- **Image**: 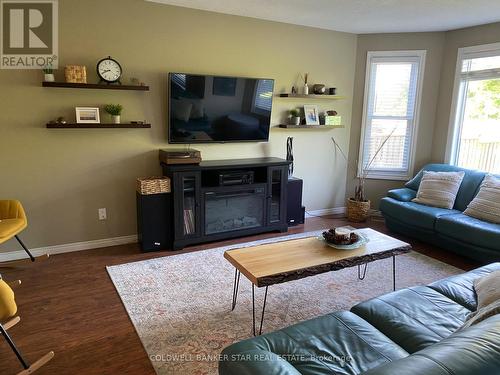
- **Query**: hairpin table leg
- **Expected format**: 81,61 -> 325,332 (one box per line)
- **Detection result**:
358,263 -> 368,280
231,269 -> 241,311
393,255 -> 396,291
252,284 -> 269,336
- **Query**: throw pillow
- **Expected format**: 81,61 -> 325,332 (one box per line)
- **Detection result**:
464,174 -> 500,224
474,270 -> 500,308
463,300 -> 500,329
462,271 -> 500,328
412,171 -> 465,209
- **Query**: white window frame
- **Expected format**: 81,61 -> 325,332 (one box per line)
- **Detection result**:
445,42 -> 500,165
358,50 -> 426,180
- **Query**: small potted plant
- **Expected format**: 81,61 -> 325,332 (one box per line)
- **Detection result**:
347,129 -> 397,222
331,128 -> 396,222
289,108 -> 301,126
347,173 -> 371,223
104,104 -> 123,124
42,65 -> 55,82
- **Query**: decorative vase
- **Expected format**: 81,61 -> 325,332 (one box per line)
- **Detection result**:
290,116 -> 301,126
347,198 -> 371,222
44,73 -> 55,82
303,84 -> 309,95
112,115 -> 120,124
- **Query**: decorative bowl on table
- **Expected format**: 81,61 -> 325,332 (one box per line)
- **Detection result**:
319,227 -> 369,250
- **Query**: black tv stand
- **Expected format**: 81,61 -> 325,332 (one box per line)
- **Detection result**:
161,157 -> 290,250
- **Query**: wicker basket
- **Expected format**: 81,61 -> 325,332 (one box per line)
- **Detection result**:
65,65 -> 87,83
136,177 -> 171,195
347,198 -> 371,222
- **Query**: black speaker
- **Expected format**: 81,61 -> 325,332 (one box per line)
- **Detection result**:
136,192 -> 172,252
287,177 -> 305,226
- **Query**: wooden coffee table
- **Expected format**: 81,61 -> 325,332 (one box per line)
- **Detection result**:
224,227 -> 411,335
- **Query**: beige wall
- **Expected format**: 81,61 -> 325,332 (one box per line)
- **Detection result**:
347,22 -> 500,209
2,0 -> 497,252
0,0 -> 357,251
432,22 -> 500,161
347,33 -> 446,208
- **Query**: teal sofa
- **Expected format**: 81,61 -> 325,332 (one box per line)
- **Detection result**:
219,263 -> 500,374
380,164 -> 500,263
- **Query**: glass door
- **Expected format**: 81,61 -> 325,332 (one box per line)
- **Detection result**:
182,176 -> 197,236
174,171 -> 201,239
204,187 -> 265,235
268,166 -> 286,224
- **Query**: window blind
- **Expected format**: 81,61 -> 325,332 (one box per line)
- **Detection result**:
360,52 -> 425,179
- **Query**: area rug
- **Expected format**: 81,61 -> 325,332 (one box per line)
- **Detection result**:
107,230 -> 461,375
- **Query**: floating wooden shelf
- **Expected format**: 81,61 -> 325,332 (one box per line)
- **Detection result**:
277,93 -> 345,99
46,123 -> 151,128
278,124 -> 342,129
42,81 -> 149,91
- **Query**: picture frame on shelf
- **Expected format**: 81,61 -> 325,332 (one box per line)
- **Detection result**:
303,104 -> 319,125
75,107 -> 100,124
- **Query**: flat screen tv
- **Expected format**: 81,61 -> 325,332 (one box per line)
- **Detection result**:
168,73 -> 274,143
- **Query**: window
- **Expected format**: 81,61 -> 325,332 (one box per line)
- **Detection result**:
359,51 -> 426,180
253,79 -> 274,113
447,43 -> 500,173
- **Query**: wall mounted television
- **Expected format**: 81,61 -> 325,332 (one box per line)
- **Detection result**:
168,73 -> 274,143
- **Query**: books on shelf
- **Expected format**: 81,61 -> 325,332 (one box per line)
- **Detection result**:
183,195 -> 196,235
184,209 -> 195,234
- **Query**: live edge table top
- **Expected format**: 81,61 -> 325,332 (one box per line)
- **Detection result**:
224,228 -> 412,287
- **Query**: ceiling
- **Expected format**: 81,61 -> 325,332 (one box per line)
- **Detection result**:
146,0 -> 500,34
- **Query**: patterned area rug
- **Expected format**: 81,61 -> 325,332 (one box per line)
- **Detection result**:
107,230 -> 461,375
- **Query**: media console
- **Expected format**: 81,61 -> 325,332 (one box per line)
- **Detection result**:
161,158 -> 290,250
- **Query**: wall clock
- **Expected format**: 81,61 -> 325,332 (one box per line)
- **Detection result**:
97,56 -> 122,84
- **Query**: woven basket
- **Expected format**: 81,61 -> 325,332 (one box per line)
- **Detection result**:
65,65 -> 87,83
136,177 -> 171,195
347,198 -> 371,222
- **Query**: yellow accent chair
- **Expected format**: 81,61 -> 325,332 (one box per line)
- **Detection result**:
0,278 -> 17,320
0,276 -> 54,374
0,200 -> 35,262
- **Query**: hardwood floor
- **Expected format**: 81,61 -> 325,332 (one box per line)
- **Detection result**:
0,216 -> 479,375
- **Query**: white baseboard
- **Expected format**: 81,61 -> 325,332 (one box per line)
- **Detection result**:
0,234 -> 138,262
305,207 -> 346,218
0,208 -> 346,262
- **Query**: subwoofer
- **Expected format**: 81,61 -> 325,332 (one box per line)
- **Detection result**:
136,192 -> 172,251
287,177 -> 304,226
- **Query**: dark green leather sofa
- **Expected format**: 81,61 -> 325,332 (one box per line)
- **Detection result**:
219,263 -> 500,375
379,163 -> 500,263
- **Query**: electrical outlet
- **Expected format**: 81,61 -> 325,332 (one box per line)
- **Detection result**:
98,208 -> 107,220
